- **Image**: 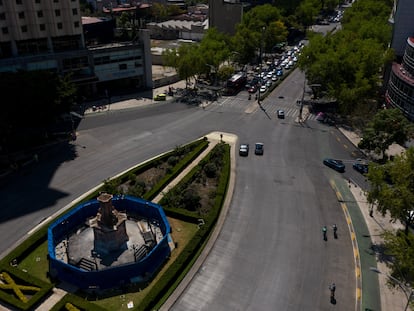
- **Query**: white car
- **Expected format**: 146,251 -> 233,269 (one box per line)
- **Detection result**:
259,85 -> 267,93
239,144 -> 249,156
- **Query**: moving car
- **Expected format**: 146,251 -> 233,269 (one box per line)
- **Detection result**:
277,109 -> 285,119
248,85 -> 258,93
323,158 -> 345,172
353,162 -> 368,174
255,143 -> 264,155
154,93 -> 166,101
239,144 -> 249,156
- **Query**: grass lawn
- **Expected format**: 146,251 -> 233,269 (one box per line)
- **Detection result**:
18,241 -> 50,283
90,217 -> 198,310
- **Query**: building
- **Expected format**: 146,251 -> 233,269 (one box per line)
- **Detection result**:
385,38 -> 414,120
208,0 -> 243,36
389,0 -> 414,58
384,0 -> 414,120
0,0 -> 152,98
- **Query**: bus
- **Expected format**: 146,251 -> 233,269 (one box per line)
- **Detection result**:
225,72 -> 247,95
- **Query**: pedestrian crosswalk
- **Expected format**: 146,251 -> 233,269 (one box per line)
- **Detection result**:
204,96 -> 320,121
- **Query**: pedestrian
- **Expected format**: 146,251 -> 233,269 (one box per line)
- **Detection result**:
329,283 -> 336,297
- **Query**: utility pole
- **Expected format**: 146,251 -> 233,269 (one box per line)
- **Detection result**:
258,26 -> 265,106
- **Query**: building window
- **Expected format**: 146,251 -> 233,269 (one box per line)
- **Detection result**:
74,21 -> 79,28
72,8 -> 78,15
18,11 -> 25,19
57,22 -> 62,29
2,27 -> 8,34
119,64 -> 127,70
21,25 -> 27,32
55,9 -> 60,17
40,24 -> 45,31
0,13 -> 5,20
37,10 -> 43,18
16,0 -> 22,4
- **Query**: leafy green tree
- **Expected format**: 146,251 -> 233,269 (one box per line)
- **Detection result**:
298,0 -> 393,113
118,12 -> 131,39
382,230 -> 414,285
198,28 -> 232,76
358,109 -> 414,160
232,4 -> 286,63
367,147 -> 414,234
0,70 -> 77,153
296,0 -> 322,27
163,28 -> 231,86
151,3 -> 168,22
163,44 -> 201,87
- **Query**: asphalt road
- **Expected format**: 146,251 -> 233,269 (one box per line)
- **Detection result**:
0,68 -> 359,311
170,71 -> 357,311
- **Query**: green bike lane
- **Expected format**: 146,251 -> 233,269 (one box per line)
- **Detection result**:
332,176 -> 381,311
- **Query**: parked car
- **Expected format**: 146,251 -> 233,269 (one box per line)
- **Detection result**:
353,162 -> 368,174
266,80 -> 272,88
239,144 -> 249,156
277,109 -> 285,119
154,93 -> 166,101
259,85 -> 267,93
255,143 -> 264,155
323,158 -> 345,172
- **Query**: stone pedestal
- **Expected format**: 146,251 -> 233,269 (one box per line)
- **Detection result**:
90,193 -> 128,255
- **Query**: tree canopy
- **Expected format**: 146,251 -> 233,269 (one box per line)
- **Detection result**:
0,70 -> 77,153
298,0 -> 393,114
358,109 -> 414,160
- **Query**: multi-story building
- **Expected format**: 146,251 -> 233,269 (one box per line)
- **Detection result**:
385,37 -> 414,120
384,0 -> 414,120
0,0 -> 152,98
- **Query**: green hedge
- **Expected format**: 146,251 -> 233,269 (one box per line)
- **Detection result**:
49,293 -> 108,311
0,267 -> 54,310
0,138 -> 227,310
137,143 -> 231,310
0,138 -> 209,310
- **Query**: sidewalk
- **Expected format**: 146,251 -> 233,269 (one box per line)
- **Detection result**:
83,79 -> 189,115
338,126 -> 408,311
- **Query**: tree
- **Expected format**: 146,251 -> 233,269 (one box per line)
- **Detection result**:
163,43 -> 202,88
0,70 -> 77,153
367,147 -> 414,234
298,0 -> 393,114
151,3 -> 168,22
232,4 -> 286,63
296,0 -> 321,28
198,28 -> 232,77
358,109 -> 414,161
163,28 -> 231,86
382,230 -> 414,285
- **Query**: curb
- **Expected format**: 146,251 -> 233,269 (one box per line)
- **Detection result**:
160,132 -> 238,310
331,180 -> 362,311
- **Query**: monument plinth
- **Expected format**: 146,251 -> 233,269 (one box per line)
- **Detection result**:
90,193 -> 128,255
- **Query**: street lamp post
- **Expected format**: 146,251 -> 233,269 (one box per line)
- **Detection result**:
258,27 -> 265,105
370,267 -> 414,311
206,64 -> 217,86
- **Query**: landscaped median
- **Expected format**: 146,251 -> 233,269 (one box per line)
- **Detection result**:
0,135 -> 232,310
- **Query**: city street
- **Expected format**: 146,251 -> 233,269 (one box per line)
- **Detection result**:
1,68 -> 364,310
